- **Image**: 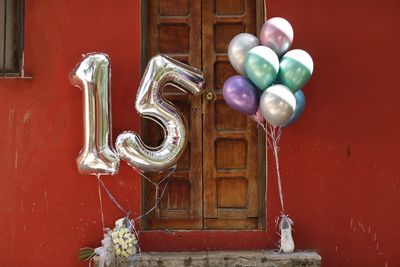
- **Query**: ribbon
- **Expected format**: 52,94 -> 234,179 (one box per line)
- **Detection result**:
96,175 -> 106,232
257,122 -> 295,252
94,235 -> 114,267
91,166 -> 176,267
263,123 -> 285,213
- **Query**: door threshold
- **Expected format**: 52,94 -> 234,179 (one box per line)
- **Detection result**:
93,250 -> 321,267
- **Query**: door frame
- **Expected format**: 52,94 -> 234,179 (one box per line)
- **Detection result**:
139,0 -> 267,231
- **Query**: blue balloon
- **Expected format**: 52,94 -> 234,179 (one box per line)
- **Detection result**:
282,90 -> 306,127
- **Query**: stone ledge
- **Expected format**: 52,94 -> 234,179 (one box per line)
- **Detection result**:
94,250 -> 321,267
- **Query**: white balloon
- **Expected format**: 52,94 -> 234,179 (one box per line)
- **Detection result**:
259,84 -> 296,126
228,33 -> 260,76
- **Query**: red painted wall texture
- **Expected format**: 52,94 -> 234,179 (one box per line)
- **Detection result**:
0,0 -> 399,266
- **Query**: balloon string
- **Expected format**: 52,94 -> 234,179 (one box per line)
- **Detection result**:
258,121 -> 295,253
272,126 -> 285,214
133,166 -> 175,222
94,166 -> 175,225
97,177 -> 130,216
258,122 -> 285,214
92,166 -> 175,259
96,174 -> 105,232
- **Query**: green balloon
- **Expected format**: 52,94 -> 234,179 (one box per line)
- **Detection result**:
244,46 -> 279,91
278,49 -> 314,93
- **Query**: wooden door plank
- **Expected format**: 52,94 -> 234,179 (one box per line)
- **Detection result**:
202,0 -> 264,230
142,0 -> 203,230
202,0 -> 218,219
204,218 -> 258,230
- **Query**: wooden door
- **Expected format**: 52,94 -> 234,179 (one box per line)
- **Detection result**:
142,0 -> 265,230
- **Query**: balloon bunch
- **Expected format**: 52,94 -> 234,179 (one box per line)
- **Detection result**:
224,17 -> 313,127
224,17 -> 315,254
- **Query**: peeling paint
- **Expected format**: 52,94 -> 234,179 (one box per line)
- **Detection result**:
359,222 -> 365,232
14,151 -> 18,170
44,190 -> 49,211
20,199 -> 25,213
23,111 -> 31,123
8,107 -> 15,122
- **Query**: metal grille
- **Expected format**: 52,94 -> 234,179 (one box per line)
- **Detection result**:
0,0 -> 24,77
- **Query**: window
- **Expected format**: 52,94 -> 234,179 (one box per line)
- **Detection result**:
0,0 -> 24,77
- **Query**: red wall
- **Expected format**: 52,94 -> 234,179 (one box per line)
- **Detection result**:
0,1 -> 141,266
0,0 -> 399,266
266,0 -> 400,266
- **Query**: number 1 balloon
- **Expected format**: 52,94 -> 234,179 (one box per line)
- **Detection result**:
115,55 -> 205,172
69,53 -> 120,176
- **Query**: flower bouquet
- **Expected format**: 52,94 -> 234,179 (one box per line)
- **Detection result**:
79,217 -> 138,267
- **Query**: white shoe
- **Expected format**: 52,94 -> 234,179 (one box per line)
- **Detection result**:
279,216 -> 295,253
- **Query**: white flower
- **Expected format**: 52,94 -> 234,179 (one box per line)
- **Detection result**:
110,225 -> 138,258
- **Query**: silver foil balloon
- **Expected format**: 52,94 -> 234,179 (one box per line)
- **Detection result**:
260,84 -> 296,126
69,53 -> 120,175
116,55 -> 205,172
228,33 -> 260,76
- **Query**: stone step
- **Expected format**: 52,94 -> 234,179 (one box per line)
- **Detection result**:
94,250 -> 321,267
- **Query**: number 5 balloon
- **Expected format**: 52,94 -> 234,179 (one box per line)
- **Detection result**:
116,55 -> 205,172
69,53 -> 120,175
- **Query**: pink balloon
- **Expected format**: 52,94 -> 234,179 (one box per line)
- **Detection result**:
260,17 -> 294,57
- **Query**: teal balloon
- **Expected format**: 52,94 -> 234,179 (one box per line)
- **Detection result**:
282,90 -> 306,127
244,46 -> 279,91
278,49 -> 314,93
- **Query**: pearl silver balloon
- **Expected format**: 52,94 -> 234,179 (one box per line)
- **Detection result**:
116,55 -> 205,172
260,17 -> 294,57
228,33 -> 260,76
69,53 -> 120,176
260,84 -> 296,126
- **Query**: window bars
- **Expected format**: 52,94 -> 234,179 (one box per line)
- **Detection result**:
0,0 -> 24,77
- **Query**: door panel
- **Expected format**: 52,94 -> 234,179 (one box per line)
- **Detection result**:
143,0 -> 265,231
143,0 -> 203,230
202,0 -> 261,229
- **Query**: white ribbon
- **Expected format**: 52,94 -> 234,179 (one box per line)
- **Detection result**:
94,235 -> 114,267
258,122 -> 296,253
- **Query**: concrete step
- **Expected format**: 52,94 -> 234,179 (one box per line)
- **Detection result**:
94,250 -> 321,267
